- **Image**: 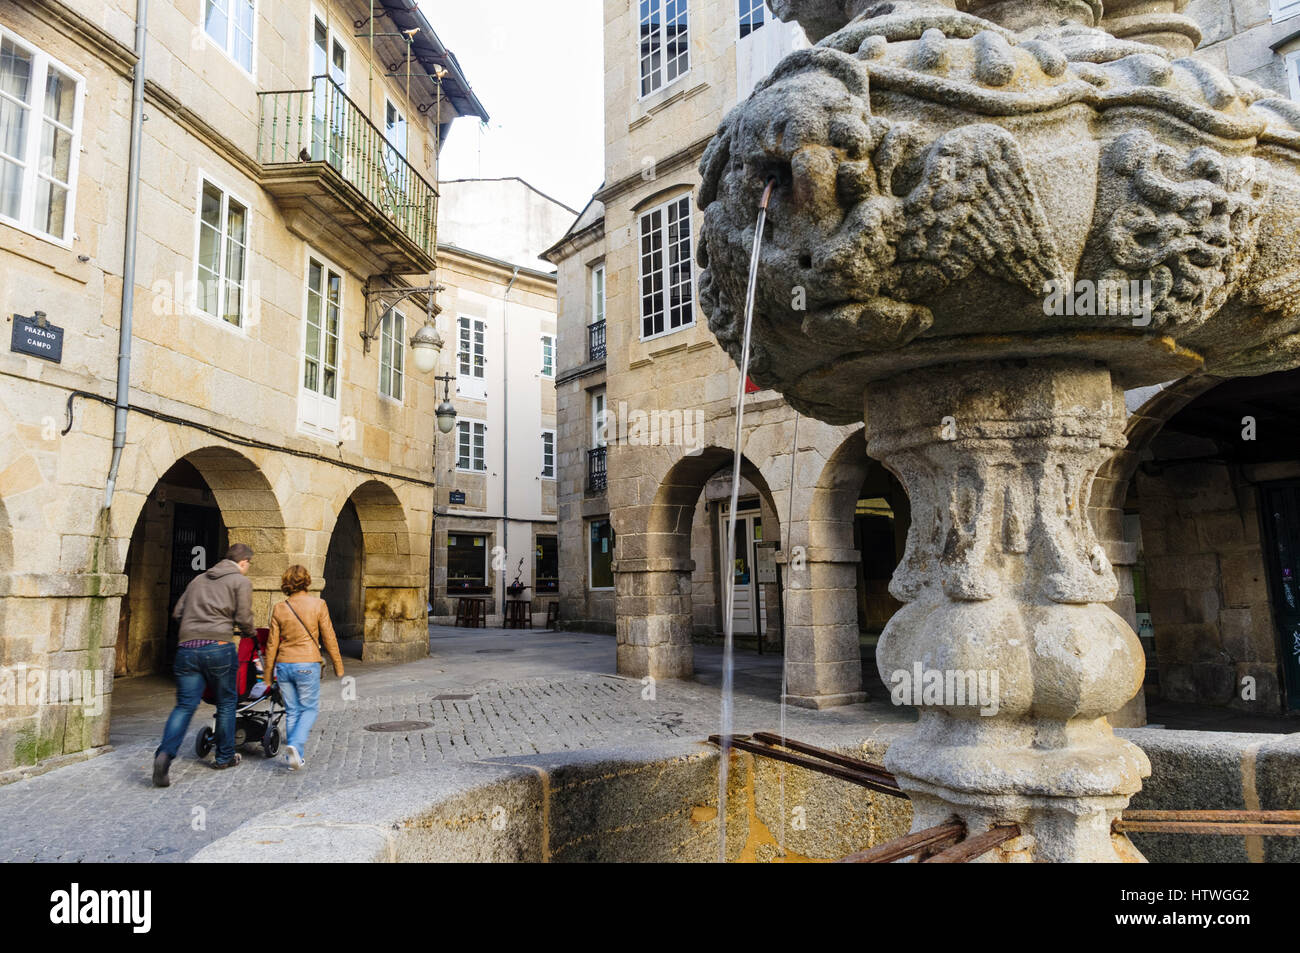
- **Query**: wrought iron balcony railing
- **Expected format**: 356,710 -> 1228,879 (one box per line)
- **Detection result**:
588,320 -> 606,363
588,446 -> 607,493
257,76 -> 437,259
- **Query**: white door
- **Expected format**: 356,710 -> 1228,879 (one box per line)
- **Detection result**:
720,506 -> 766,636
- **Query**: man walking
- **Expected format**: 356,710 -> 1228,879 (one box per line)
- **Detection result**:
152,543 -> 256,786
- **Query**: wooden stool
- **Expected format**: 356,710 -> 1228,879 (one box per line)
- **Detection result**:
545,601 -> 560,630
505,600 -> 532,629
456,597 -> 487,628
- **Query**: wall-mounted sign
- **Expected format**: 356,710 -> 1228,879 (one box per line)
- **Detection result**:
448,490 -> 466,505
10,314 -> 63,363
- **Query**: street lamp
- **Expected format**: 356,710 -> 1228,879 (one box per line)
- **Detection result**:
434,373 -> 457,434
410,322 -> 443,374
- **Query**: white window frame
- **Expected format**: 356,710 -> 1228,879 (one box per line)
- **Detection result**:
638,194 -> 695,341
191,173 -> 250,331
0,27 -> 85,247
310,6 -> 349,85
591,263 -> 606,325
204,0 -> 257,76
456,418 -> 487,473
1287,49 -> 1300,102
638,0 -> 691,99
1273,0 -> 1300,24
739,0 -> 766,37
541,429 -> 556,479
379,306 -> 405,403
591,387 -> 607,449
588,519 -> 615,591
298,247 -> 344,440
541,333 -> 555,378
384,95 -> 408,160
457,315 -> 488,400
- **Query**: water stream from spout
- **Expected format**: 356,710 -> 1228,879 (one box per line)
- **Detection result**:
719,178 -> 777,863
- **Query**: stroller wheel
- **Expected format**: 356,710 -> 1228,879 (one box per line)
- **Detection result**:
262,727 -> 281,758
195,726 -> 214,758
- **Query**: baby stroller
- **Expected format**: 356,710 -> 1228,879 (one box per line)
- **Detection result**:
195,627 -> 287,759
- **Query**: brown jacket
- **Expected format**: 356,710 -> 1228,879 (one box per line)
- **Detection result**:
264,593 -> 344,680
173,560 -> 254,643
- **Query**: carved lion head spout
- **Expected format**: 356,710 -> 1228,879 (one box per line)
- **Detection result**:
697,0 -> 1300,425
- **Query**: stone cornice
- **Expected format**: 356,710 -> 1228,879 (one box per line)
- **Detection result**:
28,0 -> 137,75
595,135 -> 713,206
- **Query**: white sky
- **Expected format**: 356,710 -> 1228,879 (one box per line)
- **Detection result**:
422,0 -> 606,214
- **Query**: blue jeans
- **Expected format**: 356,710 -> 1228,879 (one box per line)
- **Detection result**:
157,642 -> 238,764
276,663 -> 321,758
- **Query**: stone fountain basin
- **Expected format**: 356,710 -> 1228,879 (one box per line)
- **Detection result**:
191,728 -> 1299,863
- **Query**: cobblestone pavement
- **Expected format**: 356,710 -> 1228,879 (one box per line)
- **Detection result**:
0,627 -> 911,862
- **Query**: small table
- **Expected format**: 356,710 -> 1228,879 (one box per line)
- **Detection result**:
505,600 -> 532,629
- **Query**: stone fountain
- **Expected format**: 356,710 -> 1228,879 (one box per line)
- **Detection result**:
697,0 -> 1300,861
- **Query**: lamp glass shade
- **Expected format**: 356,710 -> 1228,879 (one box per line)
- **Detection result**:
410,324 -> 443,374
436,400 -> 457,434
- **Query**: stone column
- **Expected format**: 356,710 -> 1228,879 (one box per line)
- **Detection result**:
866,358 -> 1150,863
1099,0 -> 1202,58
783,549 -> 868,708
613,557 -> 695,678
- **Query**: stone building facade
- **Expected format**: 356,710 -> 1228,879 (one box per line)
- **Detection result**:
427,178 -> 570,626
548,0 -> 1300,718
0,0 -> 485,777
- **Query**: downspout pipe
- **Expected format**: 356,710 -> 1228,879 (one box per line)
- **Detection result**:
500,265 -> 519,616
104,0 -> 149,510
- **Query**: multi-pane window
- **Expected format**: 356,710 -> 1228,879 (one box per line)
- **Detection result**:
541,334 -> 555,377
0,29 -> 83,243
458,317 -> 486,381
739,0 -> 766,36
589,519 -> 615,589
380,307 -> 404,401
304,257 -> 341,399
639,0 -> 690,96
205,0 -> 255,73
1274,0 -> 1300,23
591,388 -> 607,448
542,430 -> 555,478
447,533 -> 490,592
639,195 -> 694,338
535,536 -> 559,594
196,180 -> 248,326
457,420 -> 487,472
591,264 -> 606,324
1289,49 -> 1300,102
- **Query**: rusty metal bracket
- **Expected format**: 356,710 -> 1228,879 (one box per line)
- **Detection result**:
708,733 -> 906,799
1115,810 -> 1300,836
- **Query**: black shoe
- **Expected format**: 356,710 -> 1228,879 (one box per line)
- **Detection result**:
152,752 -> 172,788
211,753 -> 242,770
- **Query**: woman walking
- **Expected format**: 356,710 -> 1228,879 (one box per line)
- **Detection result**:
264,565 -> 345,770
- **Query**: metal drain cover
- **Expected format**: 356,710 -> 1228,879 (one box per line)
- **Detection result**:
474,648 -> 515,654
364,721 -> 433,733
433,693 -> 475,701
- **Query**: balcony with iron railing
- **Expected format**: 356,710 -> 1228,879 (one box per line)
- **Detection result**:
587,446 -> 607,494
258,76 -> 438,274
588,320 -> 606,363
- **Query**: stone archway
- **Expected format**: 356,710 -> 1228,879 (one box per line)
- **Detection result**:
325,480 -> 425,663
616,447 -> 781,679
1108,370 -> 1300,714
118,447 -> 288,676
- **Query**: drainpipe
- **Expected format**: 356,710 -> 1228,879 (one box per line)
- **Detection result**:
104,0 -> 149,510
500,265 -> 519,617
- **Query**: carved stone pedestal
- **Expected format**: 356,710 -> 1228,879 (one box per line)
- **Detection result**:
865,359 -> 1151,862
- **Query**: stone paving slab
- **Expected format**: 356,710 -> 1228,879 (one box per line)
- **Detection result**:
0,627 -> 911,862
